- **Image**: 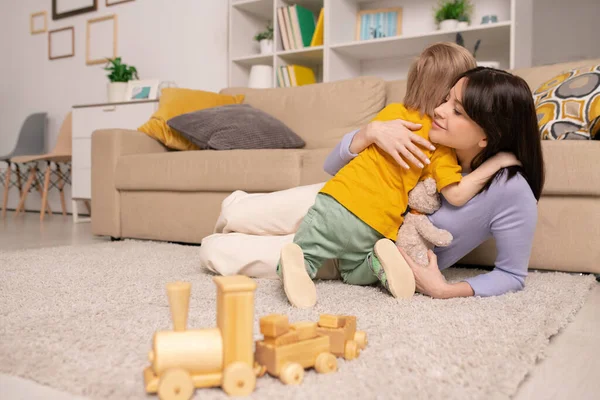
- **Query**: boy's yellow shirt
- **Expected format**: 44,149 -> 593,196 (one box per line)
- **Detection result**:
320,103 -> 462,241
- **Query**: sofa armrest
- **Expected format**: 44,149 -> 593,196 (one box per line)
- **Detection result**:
91,129 -> 167,238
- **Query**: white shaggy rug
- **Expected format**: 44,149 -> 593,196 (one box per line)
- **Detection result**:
0,241 -> 595,400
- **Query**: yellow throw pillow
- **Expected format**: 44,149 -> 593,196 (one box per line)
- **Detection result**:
534,64 -> 600,140
138,88 -> 245,150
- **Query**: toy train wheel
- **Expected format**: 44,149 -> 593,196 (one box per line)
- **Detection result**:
315,352 -> 337,374
344,340 -> 360,360
222,362 -> 256,397
254,361 -> 267,378
279,362 -> 304,385
354,330 -> 368,349
157,368 -> 194,400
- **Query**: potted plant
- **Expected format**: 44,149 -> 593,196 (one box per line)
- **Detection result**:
457,14 -> 470,30
254,22 -> 274,55
434,0 -> 473,31
104,57 -> 139,103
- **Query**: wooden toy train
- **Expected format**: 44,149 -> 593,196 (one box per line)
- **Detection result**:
143,276 -> 367,399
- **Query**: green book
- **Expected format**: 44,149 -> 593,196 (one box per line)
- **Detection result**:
292,4 -> 316,48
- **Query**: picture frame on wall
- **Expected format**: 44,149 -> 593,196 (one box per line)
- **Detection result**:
30,11 -> 48,35
125,80 -> 160,101
52,0 -> 97,20
86,14 -> 118,65
48,27 -> 75,60
106,0 -> 135,6
355,8 -> 403,41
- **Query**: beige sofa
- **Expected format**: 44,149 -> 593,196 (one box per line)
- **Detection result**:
92,58 -> 600,275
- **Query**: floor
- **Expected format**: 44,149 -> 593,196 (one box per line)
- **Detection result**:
1,211 -> 599,400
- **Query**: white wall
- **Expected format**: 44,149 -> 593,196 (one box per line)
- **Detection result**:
0,0 -> 228,213
532,0 -> 600,66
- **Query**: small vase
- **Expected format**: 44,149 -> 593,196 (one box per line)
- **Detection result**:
259,39 -> 273,55
107,82 -> 128,103
457,21 -> 469,30
439,19 -> 459,31
248,65 -> 273,88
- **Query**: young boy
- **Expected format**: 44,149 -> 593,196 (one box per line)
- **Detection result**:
278,43 -> 514,308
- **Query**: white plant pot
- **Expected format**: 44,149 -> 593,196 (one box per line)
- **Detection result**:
248,65 -> 273,88
439,19 -> 459,31
457,21 -> 469,29
107,82 -> 128,103
477,61 -> 501,69
259,39 -> 273,55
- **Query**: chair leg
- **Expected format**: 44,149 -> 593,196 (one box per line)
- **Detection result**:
40,163 -> 52,222
33,169 -> 52,216
16,164 -> 23,196
84,200 -> 91,215
2,165 -> 11,219
15,167 -> 36,217
56,164 -> 67,216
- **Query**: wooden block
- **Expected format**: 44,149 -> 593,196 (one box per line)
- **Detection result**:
262,330 -> 299,346
318,314 -> 344,328
255,341 -> 278,376
316,326 -> 347,356
290,321 -> 317,340
260,314 -> 290,337
343,316 -> 357,341
256,335 -> 330,376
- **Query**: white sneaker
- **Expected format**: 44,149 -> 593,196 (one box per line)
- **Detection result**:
279,243 -> 317,308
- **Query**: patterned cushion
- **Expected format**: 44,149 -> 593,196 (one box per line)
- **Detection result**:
534,64 -> 600,140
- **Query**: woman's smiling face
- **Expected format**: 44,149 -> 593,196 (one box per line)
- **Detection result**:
428,77 -> 487,152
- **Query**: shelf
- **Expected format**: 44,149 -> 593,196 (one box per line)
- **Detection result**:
331,21 -> 512,60
232,53 -> 274,67
277,46 -> 323,65
232,0 -> 274,20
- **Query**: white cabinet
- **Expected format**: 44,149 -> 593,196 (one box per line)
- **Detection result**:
71,100 -> 158,222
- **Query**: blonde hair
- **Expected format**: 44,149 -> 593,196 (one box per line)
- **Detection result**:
403,42 -> 477,117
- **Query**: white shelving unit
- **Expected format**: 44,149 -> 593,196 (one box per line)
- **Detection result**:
228,0 -> 532,87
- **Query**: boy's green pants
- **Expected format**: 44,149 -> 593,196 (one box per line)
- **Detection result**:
277,193 -> 384,285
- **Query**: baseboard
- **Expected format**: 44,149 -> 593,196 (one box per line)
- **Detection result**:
3,208 -> 90,217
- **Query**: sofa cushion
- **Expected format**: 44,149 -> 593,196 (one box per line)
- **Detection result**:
115,149 -> 310,192
166,104 -> 305,150
512,58 -> 600,94
137,88 -> 244,151
534,64 -> 600,140
541,141 -> 600,196
385,79 -> 408,105
220,76 -> 386,149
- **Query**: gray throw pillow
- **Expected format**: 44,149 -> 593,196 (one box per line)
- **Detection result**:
166,104 -> 305,150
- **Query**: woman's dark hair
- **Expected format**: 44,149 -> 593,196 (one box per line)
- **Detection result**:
456,67 -> 545,200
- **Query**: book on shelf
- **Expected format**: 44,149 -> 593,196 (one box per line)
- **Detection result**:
277,65 -> 317,88
277,5 -> 322,51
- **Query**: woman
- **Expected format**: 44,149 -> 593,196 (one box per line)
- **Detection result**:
200,67 -> 545,299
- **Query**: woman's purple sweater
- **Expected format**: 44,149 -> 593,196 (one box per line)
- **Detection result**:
323,131 -> 538,297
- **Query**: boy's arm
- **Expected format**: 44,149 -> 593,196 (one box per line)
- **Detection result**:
441,152 -> 521,206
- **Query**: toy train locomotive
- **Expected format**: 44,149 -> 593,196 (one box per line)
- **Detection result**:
143,276 -> 367,399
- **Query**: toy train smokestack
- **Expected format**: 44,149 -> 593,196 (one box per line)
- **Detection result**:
167,281 -> 191,331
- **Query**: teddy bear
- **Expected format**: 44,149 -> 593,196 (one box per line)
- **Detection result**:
395,177 -> 453,267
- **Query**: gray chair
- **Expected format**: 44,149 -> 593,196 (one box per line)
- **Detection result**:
1,112 -> 47,218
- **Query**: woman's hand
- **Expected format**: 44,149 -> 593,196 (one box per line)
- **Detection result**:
398,247 -> 475,299
350,119 -> 435,169
398,248 -> 448,298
